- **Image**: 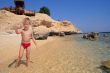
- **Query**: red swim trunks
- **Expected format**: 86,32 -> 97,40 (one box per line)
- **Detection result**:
21,42 -> 31,49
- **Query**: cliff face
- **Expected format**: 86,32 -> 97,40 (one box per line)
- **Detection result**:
0,10 -> 81,33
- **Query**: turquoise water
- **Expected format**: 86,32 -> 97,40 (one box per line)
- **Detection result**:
67,33 -> 110,61
62,33 -> 110,72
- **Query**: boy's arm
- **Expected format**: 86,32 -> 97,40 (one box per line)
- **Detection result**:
15,24 -> 22,34
15,29 -> 22,34
31,32 -> 38,48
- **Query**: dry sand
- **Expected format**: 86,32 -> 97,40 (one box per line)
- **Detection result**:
0,33 -> 56,73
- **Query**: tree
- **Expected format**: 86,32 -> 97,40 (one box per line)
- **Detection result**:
39,6 -> 51,16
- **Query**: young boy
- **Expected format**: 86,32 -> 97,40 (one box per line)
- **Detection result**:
15,18 -> 37,67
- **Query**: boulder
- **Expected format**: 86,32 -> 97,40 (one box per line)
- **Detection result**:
88,32 -> 99,41
33,26 -> 49,40
59,32 -> 65,37
64,31 -> 72,35
48,31 -> 59,36
48,31 -> 65,37
100,60 -> 110,73
82,34 -> 87,39
103,33 -> 109,37
83,32 -> 99,41
33,33 -> 48,40
102,60 -> 110,69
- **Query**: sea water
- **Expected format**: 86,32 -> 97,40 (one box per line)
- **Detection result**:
61,33 -> 110,72
68,33 -> 110,58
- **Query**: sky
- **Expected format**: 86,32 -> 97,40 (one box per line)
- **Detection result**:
0,0 -> 110,32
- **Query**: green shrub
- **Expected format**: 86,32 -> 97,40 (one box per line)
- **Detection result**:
39,6 -> 50,16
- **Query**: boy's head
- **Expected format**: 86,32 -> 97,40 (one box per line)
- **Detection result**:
23,18 -> 31,29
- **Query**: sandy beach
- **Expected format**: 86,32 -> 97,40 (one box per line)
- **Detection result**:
0,0 -> 110,72
0,33 -> 57,73
1,33 -> 109,73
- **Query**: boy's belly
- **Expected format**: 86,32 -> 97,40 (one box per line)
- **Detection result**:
22,37 -> 31,43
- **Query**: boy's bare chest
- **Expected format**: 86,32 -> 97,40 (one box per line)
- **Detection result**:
22,30 -> 32,36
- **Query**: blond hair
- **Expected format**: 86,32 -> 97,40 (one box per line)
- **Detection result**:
23,17 -> 31,25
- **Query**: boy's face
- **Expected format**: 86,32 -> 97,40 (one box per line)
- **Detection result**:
23,20 -> 30,29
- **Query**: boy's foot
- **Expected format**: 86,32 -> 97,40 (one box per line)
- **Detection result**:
15,61 -> 20,68
15,63 -> 20,68
25,63 -> 28,67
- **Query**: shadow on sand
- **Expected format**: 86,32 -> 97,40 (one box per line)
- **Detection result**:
8,59 -> 33,68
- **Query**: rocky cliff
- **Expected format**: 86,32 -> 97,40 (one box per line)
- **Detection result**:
0,10 -> 81,34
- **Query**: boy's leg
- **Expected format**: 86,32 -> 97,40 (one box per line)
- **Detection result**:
26,46 -> 31,66
15,45 -> 24,67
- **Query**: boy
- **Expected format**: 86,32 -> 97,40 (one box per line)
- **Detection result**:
15,18 -> 37,67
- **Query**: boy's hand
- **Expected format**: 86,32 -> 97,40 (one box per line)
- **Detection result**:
33,40 -> 38,50
16,24 -> 22,29
35,43 -> 38,49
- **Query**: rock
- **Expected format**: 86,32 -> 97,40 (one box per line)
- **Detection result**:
71,31 -> 77,34
90,32 -> 99,41
64,31 -> 72,35
31,20 -> 40,27
49,31 -> 67,37
82,34 -> 87,39
102,60 -> 110,69
103,33 -> 109,37
40,20 -> 53,28
59,32 -> 65,37
0,10 -> 81,34
48,31 -> 65,37
33,33 -> 48,40
24,10 -> 35,16
33,26 -> 49,40
48,31 -> 59,36
83,32 -> 99,41
61,20 -> 71,26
